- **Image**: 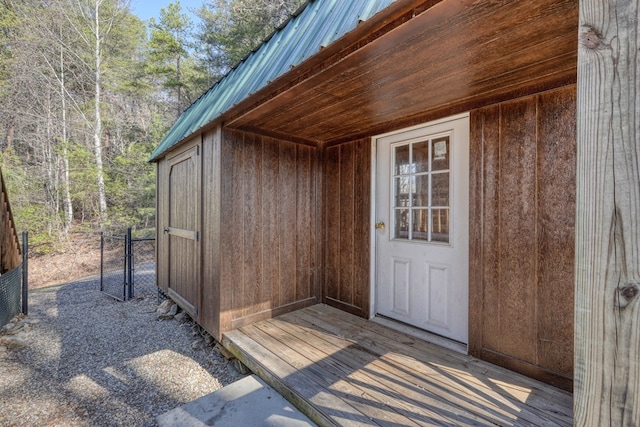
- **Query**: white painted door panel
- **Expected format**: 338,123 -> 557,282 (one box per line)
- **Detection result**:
375,115 -> 469,343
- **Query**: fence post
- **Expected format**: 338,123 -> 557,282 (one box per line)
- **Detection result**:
126,227 -> 133,300
21,230 -> 28,315
100,231 -> 104,292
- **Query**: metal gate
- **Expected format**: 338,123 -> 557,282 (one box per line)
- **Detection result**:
100,228 -> 155,301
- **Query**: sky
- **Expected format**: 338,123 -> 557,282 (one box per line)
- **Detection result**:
129,0 -> 205,22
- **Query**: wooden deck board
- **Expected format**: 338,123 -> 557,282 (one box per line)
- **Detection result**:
289,305 -> 573,424
222,304 -> 573,427
255,319 -> 480,426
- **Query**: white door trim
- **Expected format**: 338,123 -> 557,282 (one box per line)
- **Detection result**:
369,113 -> 470,342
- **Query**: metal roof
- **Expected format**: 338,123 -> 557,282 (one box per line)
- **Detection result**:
149,0 -> 398,161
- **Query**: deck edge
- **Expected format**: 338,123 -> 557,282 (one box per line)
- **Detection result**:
221,331 -> 339,427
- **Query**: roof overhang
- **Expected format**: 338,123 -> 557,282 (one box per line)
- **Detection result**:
224,0 -> 578,145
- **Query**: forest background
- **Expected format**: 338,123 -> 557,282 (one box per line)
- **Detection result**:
0,0 -> 304,260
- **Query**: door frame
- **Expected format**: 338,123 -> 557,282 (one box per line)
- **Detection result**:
369,112 -> 470,348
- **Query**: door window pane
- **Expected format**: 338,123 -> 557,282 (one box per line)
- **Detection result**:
431,209 -> 449,242
431,173 -> 450,207
395,209 -> 409,239
412,209 -> 429,241
394,145 -> 411,175
390,135 -> 451,243
394,177 -> 412,207
432,137 -> 449,171
414,175 -> 429,207
413,141 -> 429,173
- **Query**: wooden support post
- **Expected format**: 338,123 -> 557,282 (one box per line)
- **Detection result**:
575,1 -> 640,425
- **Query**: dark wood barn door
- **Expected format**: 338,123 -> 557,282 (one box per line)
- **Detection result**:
166,144 -> 201,317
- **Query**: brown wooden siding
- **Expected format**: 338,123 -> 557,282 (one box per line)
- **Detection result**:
219,130 -> 320,334
323,138 -> 371,318
200,128 -> 222,336
0,167 -> 21,273
469,86 -> 576,391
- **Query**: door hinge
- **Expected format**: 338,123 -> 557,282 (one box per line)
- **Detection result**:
197,145 -> 200,156
196,231 -> 200,242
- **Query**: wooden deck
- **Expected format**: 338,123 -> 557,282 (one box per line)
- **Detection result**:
221,304 -> 573,427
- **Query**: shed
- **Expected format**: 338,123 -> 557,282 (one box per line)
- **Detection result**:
151,0 -> 639,418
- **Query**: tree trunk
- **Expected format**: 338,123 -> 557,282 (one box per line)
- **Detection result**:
93,0 -> 108,227
60,39 -> 73,234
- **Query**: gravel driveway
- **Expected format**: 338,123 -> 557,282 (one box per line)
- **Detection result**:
0,277 -> 243,426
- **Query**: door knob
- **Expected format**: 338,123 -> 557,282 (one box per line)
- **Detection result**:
375,222 -> 385,230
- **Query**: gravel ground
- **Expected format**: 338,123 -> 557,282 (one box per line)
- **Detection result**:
0,277 -> 244,427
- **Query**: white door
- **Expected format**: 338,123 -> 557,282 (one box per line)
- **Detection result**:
375,114 -> 469,343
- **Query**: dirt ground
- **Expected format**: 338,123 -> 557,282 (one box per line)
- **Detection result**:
27,233 -> 130,290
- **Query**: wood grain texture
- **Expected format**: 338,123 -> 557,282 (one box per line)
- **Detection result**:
296,145 -> 313,301
155,139 -> 202,317
478,105 -> 502,354
498,98 -> 538,362
468,110 -> 485,357
156,160 -> 168,292
353,138 -> 371,315
219,130 -> 243,334
200,128 -> 221,337
575,1 -> 640,424
338,142 -> 355,306
223,304 -> 573,427
0,168 -> 21,272
278,141 -> 297,307
243,132 -> 262,317
229,0 -> 577,144
469,87 -> 576,391
324,146 -> 340,307
323,139 -> 371,317
219,130 -> 320,334
536,88 -> 576,378
261,137 -> 279,311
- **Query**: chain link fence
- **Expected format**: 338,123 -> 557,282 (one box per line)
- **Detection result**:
100,228 -> 155,301
0,265 -> 23,327
0,231 -> 28,328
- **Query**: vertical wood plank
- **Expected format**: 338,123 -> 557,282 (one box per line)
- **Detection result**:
575,1 -> 640,424
243,133 -> 263,316
262,137 -> 279,310
219,130 -> 244,330
353,138 -> 371,316
279,142 -> 297,306
325,146 -> 341,303
314,146 -> 324,303
339,143 -> 355,306
468,109 -> 485,357
201,128 -> 221,339
296,145 -> 312,301
479,105 -> 502,353
498,99 -> 538,362
536,87 -> 576,378
231,132 -> 245,316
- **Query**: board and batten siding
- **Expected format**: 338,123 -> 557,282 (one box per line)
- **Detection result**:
469,86 -> 576,391
218,129 -> 320,334
323,138 -> 371,318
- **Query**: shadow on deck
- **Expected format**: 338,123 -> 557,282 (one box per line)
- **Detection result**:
222,304 -> 573,427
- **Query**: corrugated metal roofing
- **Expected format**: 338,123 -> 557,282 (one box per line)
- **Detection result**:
149,0 -> 398,161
